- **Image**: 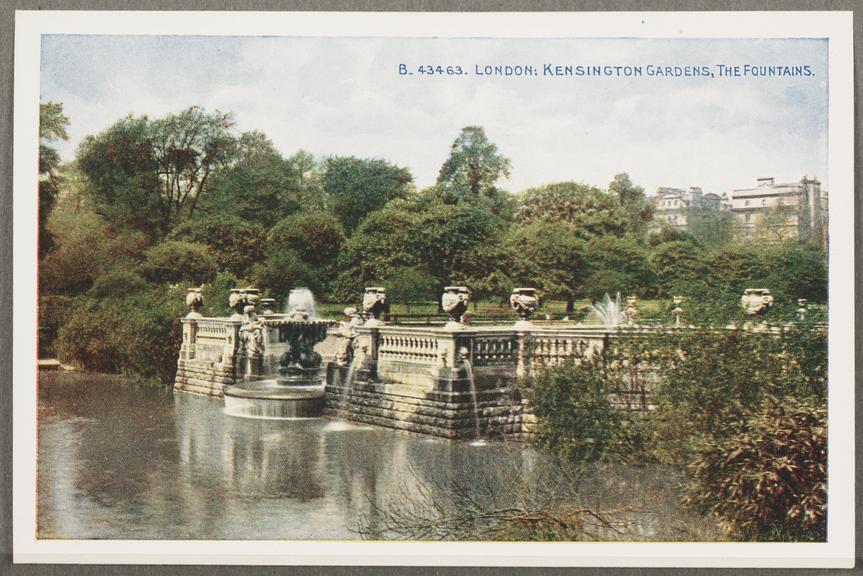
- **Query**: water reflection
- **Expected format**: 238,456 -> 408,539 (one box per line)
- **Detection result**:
37,372 -> 715,541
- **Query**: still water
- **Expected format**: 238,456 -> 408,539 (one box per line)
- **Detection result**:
38,371 -> 716,541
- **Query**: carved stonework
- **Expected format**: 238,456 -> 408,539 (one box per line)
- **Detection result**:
510,288 -> 538,323
442,286 -> 470,328
624,295 -> 639,326
362,287 -> 388,325
185,287 -> 204,319
239,305 -> 265,358
797,298 -> 808,322
741,288 -> 774,316
229,289 -> 247,320
335,307 -> 362,366
672,296 -> 684,326
259,298 -> 278,315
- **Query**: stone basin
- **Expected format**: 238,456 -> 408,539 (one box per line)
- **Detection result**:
224,379 -> 325,419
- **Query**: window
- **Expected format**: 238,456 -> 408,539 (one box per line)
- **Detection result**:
745,213 -> 751,223
762,199 -> 767,206
745,200 -> 749,206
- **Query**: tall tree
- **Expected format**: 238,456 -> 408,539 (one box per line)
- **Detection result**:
39,101 -> 69,258
321,156 -> 414,234
608,173 -> 652,235
436,126 -> 512,201
77,107 -> 237,238
515,181 -> 628,239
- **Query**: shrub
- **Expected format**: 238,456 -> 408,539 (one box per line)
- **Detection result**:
684,397 -> 827,541
169,214 -> 266,278
54,284 -> 186,383
526,356 -> 620,463
140,240 -> 218,285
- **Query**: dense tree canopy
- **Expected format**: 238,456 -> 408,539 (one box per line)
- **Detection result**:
40,109 -> 829,380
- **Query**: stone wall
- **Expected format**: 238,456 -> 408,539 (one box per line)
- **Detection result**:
325,363 -> 532,440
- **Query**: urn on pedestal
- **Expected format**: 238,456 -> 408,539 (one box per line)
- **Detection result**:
442,286 -> 471,330
362,287 -> 389,326
185,287 -> 204,319
510,287 -> 538,329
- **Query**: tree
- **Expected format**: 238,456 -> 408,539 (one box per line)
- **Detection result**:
515,181 -> 628,239
754,205 -> 797,243
685,206 -> 735,249
648,240 -> 708,297
509,220 -> 586,312
268,211 -> 345,291
608,173 -> 652,235
169,213 -> 266,279
196,134 -> 323,228
77,107 -> 237,238
321,156 -> 414,234
139,240 -> 218,285
436,126 -> 511,201
581,235 -> 654,300
39,101 -> 70,257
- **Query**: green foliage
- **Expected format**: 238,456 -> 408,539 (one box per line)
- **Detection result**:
515,181 -> 628,239
508,220 -> 585,305
268,211 -> 345,270
383,266 -> 438,305
582,235 -> 654,300
648,240 -> 708,297
77,107 -> 237,238
197,133 -> 318,228
169,213 -> 266,278
761,240 -> 828,302
140,240 -> 218,285
88,270 -> 150,300
39,101 -> 70,257
436,126 -> 511,201
685,206 -> 735,249
608,173 -> 653,235
250,249 -> 319,300
54,284 -> 186,381
684,398 -> 826,541
526,356 -> 620,463
322,156 -> 413,233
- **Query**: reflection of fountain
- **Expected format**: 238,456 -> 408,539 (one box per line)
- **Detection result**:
588,292 -> 623,328
225,288 -> 331,420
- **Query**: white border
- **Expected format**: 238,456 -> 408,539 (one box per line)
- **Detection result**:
13,10 -> 855,567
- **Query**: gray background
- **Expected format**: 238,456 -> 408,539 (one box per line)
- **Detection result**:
0,1 -> 859,574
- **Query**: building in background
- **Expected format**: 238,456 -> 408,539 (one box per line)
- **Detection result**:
729,176 -> 826,247
651,186 -> 729,230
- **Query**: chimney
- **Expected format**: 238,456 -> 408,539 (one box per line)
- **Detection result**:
757,177 -> 774,187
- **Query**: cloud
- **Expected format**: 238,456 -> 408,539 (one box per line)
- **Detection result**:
40,36 -> 828,195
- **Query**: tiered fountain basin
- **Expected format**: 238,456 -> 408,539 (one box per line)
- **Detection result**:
224,379 -> 326,419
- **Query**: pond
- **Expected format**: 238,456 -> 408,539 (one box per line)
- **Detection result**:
37,371 -> 720,541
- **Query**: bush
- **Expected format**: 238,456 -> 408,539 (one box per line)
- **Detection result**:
140,240 -> 218,285
54,284 -> 186,383
169,214 -> 266,278
526,356 -> 620,463
684,398 -> 826,541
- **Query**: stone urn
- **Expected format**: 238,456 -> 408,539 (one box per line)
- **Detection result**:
741,288 -> 774,316
259,298 -> 278,315
362,287 -> 388,326
243,287 -> 261,307
185,287 -> 204,319
510,287 -> 538,328
442,286 -> 470,330
229,289 -> 248,320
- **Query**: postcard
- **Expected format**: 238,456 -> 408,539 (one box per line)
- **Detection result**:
12,10 -> 855,568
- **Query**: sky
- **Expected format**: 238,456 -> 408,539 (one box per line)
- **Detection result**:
40,35 -> 829,195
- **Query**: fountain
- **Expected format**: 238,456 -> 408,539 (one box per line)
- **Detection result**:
223,288 -> 332,419
287,287 -> 319,319
588,292 -> 624,328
